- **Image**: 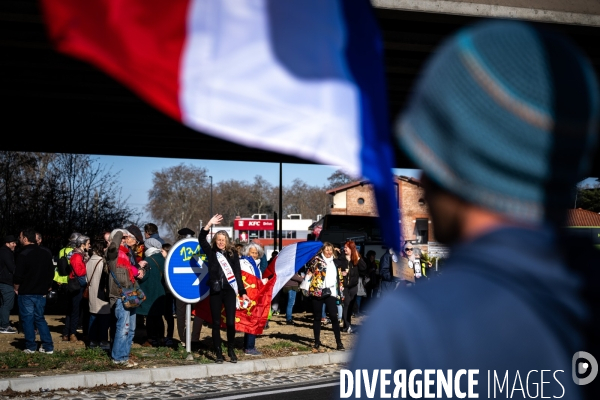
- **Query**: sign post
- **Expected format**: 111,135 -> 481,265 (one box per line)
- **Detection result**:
164,238 -> 210,355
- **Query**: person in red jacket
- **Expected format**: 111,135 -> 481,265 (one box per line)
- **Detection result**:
62,235 -> 90,342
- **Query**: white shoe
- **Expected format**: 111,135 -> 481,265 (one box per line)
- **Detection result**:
113,359 -> 138,367
39,347 -> 54,354
23,349 -> 36,354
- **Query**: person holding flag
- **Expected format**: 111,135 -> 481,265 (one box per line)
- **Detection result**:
200,214 -> 250,364
240,243 -> 269,356
304,242 -> 345,352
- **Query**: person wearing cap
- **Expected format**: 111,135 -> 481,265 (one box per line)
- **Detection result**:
136,238 -> 166,347
0,235 -> 18,334
402,244 -> 421,282
177,227 -> 196,239
347,21 -> 599,399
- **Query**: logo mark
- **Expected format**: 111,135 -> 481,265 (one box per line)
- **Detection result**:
572,351 -> 598,385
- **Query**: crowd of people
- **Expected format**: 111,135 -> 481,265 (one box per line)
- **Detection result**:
0,224 -> 173,366
0,217 -> 436,365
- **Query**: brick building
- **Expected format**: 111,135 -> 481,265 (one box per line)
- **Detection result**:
326,175 -> 435,253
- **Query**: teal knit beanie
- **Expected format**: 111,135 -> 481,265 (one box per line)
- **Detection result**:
396,20 -> 599,225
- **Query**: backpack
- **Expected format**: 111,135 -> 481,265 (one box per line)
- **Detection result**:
56,249 -> 72,276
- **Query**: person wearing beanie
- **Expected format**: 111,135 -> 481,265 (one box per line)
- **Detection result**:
347,21 -> 599,399
0,235 -> 18,334
136,238 -> 166,347
125,225 -> 145,263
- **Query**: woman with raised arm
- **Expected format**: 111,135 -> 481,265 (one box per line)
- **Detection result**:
199,214 -> 250,364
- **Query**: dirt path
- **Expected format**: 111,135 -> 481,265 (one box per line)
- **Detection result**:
1,309 -> 362,366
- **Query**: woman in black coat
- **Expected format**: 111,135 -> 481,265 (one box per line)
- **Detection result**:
200,214 -> 249,364
340,240 -> 367,333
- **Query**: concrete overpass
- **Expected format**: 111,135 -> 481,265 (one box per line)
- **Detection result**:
1,0 -> 599,173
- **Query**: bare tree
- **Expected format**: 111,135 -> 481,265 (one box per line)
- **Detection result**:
247,175 -> 276,216
146,163 -> 211,239
283,179 -> 330,220
0,151 -> 137,253
213,179 -> 252,225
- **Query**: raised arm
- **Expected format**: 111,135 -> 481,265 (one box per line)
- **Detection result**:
199,214 -> 223,254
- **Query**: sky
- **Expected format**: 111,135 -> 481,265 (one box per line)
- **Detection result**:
92,154 -> 422,221
91,154 -> 599,223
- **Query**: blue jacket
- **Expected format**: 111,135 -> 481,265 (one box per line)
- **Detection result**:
347,227 -> 598,399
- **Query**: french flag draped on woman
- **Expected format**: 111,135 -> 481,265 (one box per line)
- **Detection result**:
195,242 -> 322,334
40,0 -> 401,251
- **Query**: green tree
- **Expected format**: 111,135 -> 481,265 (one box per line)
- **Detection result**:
577,182 -> 600,212
326,169 -> 353,189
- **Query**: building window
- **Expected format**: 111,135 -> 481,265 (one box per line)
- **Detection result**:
414,218 -> 429,244
357,198 -> 365,205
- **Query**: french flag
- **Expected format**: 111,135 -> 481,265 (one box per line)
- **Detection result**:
265,241 -> 323,299
41,0 -> 401,251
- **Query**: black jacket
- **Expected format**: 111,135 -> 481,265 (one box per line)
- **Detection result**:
198,228 -> 246,296
340,257 -> 367,289
13,244 -> 55,295
0,245 -> 16,285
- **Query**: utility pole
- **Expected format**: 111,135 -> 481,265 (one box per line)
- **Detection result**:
279,163 -> 283,251
209,175 -> 213,235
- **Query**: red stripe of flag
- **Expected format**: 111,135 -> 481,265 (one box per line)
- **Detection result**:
40,0 -> 188,120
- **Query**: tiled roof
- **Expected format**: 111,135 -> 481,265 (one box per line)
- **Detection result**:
566,208 -> 600,227
326,175 -> 421,194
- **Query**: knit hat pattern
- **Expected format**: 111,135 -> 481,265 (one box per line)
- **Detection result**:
144,238 -> 162,251
396,20 -> 599,224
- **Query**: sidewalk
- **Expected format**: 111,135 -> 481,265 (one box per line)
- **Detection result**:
0,351 -> 349,393
0,312 -> 358,394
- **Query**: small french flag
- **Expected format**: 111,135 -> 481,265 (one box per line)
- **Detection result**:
264,241 -> 323,300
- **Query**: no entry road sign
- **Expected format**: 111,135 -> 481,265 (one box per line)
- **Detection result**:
164,238 -> 210,303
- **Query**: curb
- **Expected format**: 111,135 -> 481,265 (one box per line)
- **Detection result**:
0,351 -> 350,393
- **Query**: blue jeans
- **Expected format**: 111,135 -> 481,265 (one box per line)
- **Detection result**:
356,295 -> 363,312
0,283 -> 15,328
244,333 -> 256,350
89,313 -> 110,342
18,295 -> 53,352
285,289 -> 297,321
112,299 -> 136,362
